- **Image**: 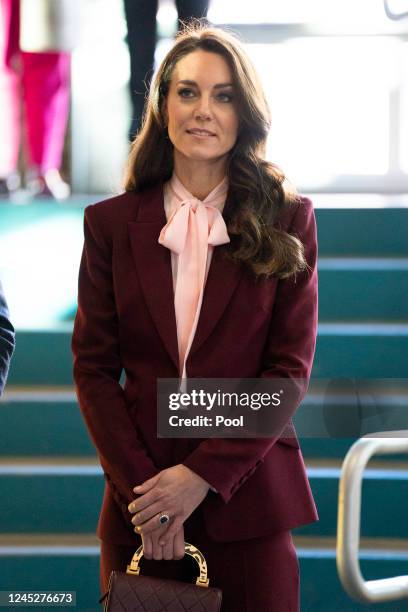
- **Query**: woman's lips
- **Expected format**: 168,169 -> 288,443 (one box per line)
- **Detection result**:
186,129 -> 216,138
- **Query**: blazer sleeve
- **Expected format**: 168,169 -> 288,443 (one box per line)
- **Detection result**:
72,205 -> 159,517
0,281 -> 15,396
182,196 -> 318,503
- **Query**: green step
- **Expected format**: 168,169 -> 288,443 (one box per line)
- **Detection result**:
314,324 -> 408,378
316,208 -> 408,256
1,536 -> 408,612
0,465 -> 103,533
1,461 -> 408,539
0,392 -> 95,456
9,327 -> 73,386
298,546 -> 408,611
0,537 -> 100,611
318,260 -> 408,321
295,464 -> 408,538
7,325 -> 408,386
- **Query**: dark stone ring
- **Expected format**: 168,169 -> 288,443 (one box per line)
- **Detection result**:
159,512 -> 170,525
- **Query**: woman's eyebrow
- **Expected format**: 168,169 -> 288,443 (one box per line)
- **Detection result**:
176,79 -> 234,88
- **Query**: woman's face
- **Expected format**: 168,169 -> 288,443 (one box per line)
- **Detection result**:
162,50 -> 239,168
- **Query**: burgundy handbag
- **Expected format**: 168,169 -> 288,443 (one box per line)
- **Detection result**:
103,541 -> 223,611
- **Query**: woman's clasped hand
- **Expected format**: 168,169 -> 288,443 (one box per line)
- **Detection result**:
127,464 -> 210,559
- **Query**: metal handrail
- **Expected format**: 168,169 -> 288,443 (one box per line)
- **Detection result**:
336,431 -> 408,603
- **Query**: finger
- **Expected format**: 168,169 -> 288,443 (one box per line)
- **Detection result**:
128,489 -> 161,514
158,517 -> 183,547
162,534 -> 175,560
151,533 -> 164,561
141,533 -> 153,559
133,473 -> 160,494
134,510 -> 172,536
173,528 -> 185,560
131,500 -> 164,526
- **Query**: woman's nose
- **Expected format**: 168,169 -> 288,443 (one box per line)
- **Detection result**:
194,96 -> 212,120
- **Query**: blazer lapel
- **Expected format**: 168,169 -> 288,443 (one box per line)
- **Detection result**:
189,246 -> 243,360
128,184 -> 179,371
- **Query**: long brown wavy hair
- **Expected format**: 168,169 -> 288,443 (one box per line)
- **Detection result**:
124,22 -> 307,280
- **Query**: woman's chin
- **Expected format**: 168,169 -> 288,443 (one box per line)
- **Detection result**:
175,147 -> 227,165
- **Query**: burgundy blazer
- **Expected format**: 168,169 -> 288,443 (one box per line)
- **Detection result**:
72,183 -> 319,545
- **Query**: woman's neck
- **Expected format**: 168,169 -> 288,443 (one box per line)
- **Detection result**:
173,155 -> 227,200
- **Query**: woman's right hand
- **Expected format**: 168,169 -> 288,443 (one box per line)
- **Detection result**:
141,523 -> 185,561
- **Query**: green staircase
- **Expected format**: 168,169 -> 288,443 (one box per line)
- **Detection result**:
1,200 -> 408,610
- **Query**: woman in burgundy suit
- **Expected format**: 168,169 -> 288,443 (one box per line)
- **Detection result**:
72,24 -> 318,611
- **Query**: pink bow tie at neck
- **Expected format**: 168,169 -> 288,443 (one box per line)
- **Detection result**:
159,179 -> 230,378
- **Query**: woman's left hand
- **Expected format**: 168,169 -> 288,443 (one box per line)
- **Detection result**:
128,464 -> 210,546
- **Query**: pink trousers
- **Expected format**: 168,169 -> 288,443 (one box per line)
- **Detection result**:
0,0 -> 70,175
100,506 -> 300,612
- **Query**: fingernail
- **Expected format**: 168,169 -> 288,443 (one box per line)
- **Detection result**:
135,525 -> 142,533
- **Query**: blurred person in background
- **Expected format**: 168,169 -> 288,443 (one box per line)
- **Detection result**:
0,280 -> 14,395
123,0 -> 209,141
0,0 -> 73,200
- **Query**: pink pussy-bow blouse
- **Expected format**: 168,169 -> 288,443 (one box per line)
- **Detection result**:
158,173 -> 230,380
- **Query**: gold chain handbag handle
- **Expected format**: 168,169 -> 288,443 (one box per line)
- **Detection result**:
126,542 -> 210,587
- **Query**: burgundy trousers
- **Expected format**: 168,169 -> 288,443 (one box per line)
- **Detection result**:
100,507 -> 299,612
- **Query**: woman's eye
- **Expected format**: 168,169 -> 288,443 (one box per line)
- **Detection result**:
178,88 -> 195,98
217,92 -> 233,103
